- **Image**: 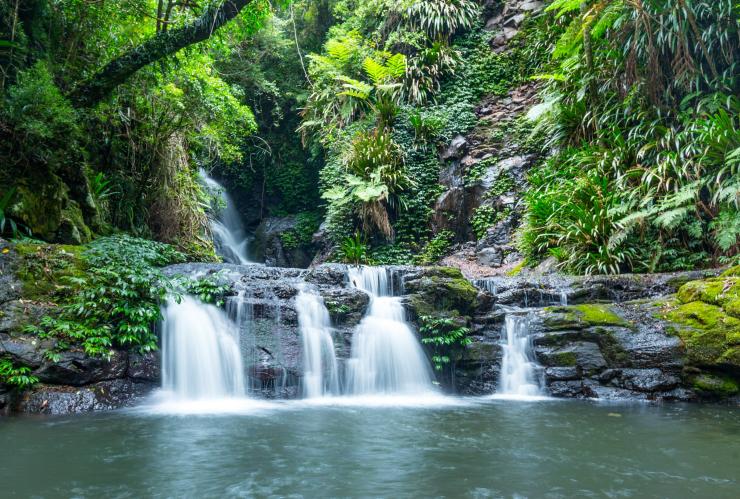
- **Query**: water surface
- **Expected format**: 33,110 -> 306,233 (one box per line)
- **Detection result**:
1,399 -> 738,498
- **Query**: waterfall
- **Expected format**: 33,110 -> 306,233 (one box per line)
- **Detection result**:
473,279 -> 497,295
200,169 -> 253,265
296,287 -> 340,398
346,266 -> 435,395
497,313 -> 543,398
161,296 -> 246,400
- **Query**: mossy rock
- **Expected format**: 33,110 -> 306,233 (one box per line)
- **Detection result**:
594,327 -> 631,367
664,300 -> 740,370
721,266 -> 740,277
405,267 -> 479,318
13,177 -> 93,244
543,304 -> 628,330
13,242 -> 87,302
676,277 -> 740,319
692,373 -> 740,397
548,351 -> 578,367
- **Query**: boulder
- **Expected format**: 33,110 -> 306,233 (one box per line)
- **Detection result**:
33,349 -> 129,386
252,216 -> 315,268
15,379 -> 155,415
440,135 -> 468,161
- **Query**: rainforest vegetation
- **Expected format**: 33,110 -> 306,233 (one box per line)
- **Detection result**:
0,0 -> 738,272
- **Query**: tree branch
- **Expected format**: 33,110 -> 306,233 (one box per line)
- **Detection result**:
70,0 -> 253,107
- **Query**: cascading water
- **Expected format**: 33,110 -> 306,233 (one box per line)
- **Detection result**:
497,313 -> 544,398
161,296 -> 246,400
346,266 -> 435,395
200,169 -> 253,264
296,287 -> 340,398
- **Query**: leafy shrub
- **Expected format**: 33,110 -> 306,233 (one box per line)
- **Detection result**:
280,211 -> 321,250
26,236 -> 187,358
0,358 -> 38,390
471,205 -> 509,240
419,315 -> 472,371
338,232 -> 369,265
416,230 -> 454,265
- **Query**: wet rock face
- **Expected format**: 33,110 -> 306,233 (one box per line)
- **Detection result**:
527,303 -> 691,401
252,216 -> 316,268
16,379 -> 156,415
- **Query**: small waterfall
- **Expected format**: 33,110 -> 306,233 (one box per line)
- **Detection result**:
347,266 -> 434,395
559,290 -> 568,306
161,296 -> 246,400
296,287 -> 340,398
200,169 -> 253,264
497,313 -> 543,398
473,279 -> 497,295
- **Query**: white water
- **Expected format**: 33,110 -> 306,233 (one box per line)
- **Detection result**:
496,313 -> 544,398
200,170 -> 252,264
346,266 -> 435,395
296,287 -> 340,398
161,296 -> 246,400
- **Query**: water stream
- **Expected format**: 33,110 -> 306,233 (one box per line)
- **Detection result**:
346,266 -> 435,395
200,169 -> 253,264
160,296 -> 246,400
296,287 -> 340,398
496,313 -> 544,398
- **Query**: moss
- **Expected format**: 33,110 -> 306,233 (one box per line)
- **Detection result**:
58,201 -> 92,244
506,260 -> 526,277
721,266 -> 740,277
542,308 -> 582,330
544,304 -> 628,329
550,351 -> 578,366
14,242 -> 87,301
426,266 -> 467,279
692,373 -> 739,397
665,300 -> 740,368
406,267 -> 479,318
677,277 -> 740,305
590,327 -> 630,367
572,304 -> 629,327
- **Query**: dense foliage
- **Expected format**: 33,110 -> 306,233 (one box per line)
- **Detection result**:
25,236 -> 187,359
521,0 -> 740,273
2,0 -> 736,275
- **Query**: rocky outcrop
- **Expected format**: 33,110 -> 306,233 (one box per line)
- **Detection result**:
433,1 -> 545,271
252,216 -> 316,268
4,240 -> 738,414
454,270 -> 740,402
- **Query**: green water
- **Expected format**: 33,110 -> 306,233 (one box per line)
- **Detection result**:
1,398 -> 738,498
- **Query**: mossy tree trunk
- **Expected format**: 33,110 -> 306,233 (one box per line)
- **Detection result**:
70,0 -> 254,107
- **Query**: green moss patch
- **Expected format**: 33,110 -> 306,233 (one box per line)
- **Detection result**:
665,300 -> 740,369
677,277 -> 740,319
692,373 -> 739,397
406,267 -> 479,318
721,266 -> 740,277
14,243 -> 87,301
544,304 -> 628,329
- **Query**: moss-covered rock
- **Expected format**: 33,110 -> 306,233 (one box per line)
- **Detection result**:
677,277 -> 740,310
13,243 -> 87,301
543,304 -> 629,330
691,373 -> 739,397
663,300 -> 740,370
13,177 -> 93,244
721,266 -> 740,277
405,267 -> 479,318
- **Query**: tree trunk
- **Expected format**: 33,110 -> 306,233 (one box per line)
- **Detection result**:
70,0 -> 254,107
